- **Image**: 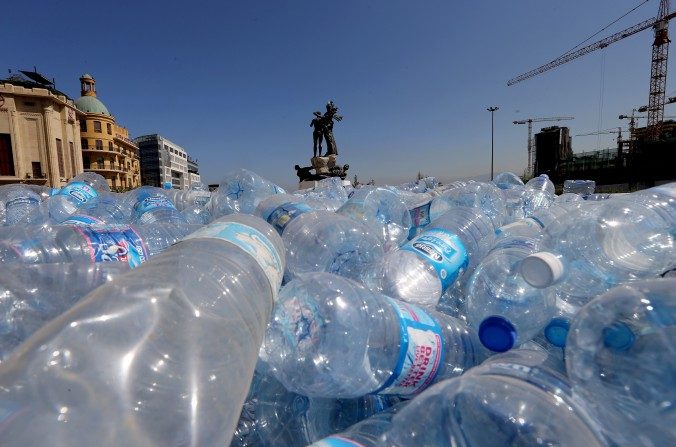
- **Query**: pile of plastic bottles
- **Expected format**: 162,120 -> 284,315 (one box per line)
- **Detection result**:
0,169 -> 673,447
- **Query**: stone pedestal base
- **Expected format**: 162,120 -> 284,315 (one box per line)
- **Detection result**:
311,155 -> 338,175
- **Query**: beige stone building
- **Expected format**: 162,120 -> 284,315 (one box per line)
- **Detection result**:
0,73 -> 84,187
75,74 -> 140,191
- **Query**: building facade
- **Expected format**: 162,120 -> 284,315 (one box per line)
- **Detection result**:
135,134 -> 198,189
534,126 -> 572,177
187,156 -> 201,186
75,74 -> 140,191
0,74 -> 84,187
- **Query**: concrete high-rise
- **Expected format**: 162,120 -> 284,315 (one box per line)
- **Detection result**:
534,126 -> 572,176
135,134 -> 199,189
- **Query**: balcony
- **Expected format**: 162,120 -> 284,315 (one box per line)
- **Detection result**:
86,162 -> 126,174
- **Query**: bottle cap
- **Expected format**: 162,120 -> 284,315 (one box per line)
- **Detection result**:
603,322 -> 635,351
545,317 -> 570,347
520,252 -> 564,288
479,316 -> 517,352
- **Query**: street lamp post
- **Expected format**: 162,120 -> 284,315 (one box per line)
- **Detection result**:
487,106 -> 499,180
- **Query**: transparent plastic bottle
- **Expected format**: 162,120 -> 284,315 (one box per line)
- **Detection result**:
282,211 -> 384,282
254,193 -> 315,235
337,187 -> 412,250
430,181 -> 506,228
379,373 -> 607,446
492,171 -> 524,190
0,222 -> 201,267
0,185 -> 42,226
120,186 -> 187,224
48,172 -> 110,222
466,241 -> 555,352
522,174 -> 556,216
0,262 -> 130,359
213,168 -> 285,216
563,179 -> 596,196
231,367 -> 397,447
361,207 -> 494,307
296,177 -> 349,212
62,195 -> 129,226
265,272 -> 482,399
566,278 -> 675,447
0,214 -> 284,447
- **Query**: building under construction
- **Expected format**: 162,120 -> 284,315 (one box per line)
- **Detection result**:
536,121 -> 676,187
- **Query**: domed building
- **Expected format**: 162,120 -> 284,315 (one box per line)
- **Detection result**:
75,74 -> 140,190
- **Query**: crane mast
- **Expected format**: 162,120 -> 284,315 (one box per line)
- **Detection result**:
647,0 -> 671,140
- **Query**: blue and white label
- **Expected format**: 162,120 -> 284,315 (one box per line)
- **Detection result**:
376,298 -> 444,396
267,202 -> 312,233
184,222 -> 283,299
407,201 -> 431,239
59,182 -> 98,205
401,228 -> 468,291
63,215 -> 104,226
311,436 -> 365,447
74,224 -> 149,268
6,197 -> 39,208
135,195 -> 176,215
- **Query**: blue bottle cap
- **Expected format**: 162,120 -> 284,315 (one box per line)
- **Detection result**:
545,317 -> 570,348
479,316 -> 517,352
603,322 -> 635,352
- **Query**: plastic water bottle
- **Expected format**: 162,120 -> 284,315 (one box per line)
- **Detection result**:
337,187 -> 412,250
265,272 -> 483,399
0,185 -> 42,226
566,278 -> 675,447
164,184 -> 211,212
361,206 -> 494,307
465,241 -> 555,352
0,222 -> 201,267
492,171 -> 524,190
0,214 -> 285,446
502,186 -> 527,223
62,195 -> 129,226
430,181 -> 506,228
308,402 -> 408,447
0,262 -> 130,359
122,186 -> 187,224
393,189 -> 434,240
297,177 -> 349,212
231,367 -> 397,447
213,168 -> 285,216
379,372 -> 607,446
522,174 -> 556,216
48,172 -> 110,222
282,211 -> 384,282
556,192 -> 585,204
254,193 -> 315,235
563,179 -> 596,196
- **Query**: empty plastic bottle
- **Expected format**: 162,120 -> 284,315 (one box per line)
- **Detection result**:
337,187 -> 412,250
213,168 -> 285,216
254,193 -> 315,235
283,211 -> 384,282
492,171 -> 524,190
430,181 -> 506,228
563,179 -> 595,196
465,240 -> 555,352
0,185 -> 42,226
48,173 -> 110,222
297,177 -> 349,212
566,278 -> 675,447
231,367 -> 397,447
361,206 -> 494,307
265,272 -> 483,399
0,262 -> 130,359
0,222 -> 201,267
0,214 -> 284,447
122,186 -> 187,224
62,195 -> 129,226
379,372 -> 607,446
522,174 -> 556,216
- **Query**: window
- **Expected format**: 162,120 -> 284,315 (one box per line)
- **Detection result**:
106,123 -> 112,135
32,162 -> 42,178
0,133 -> 15,176
56,139 -> 65,177
97,157 -> 104,169
95,139 -> 103,150
108,141 -> 113,151
80,120 -> 87,132
94,121 -> 101,132
69,142 -> 76,175
81,139 -> 89,150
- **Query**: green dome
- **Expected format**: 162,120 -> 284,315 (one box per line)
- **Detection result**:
74,96 -> 110,115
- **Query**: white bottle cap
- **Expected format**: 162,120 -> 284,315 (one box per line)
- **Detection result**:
520,252 -> 564,288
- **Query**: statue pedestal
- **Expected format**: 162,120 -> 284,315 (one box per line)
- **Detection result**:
311,155 -> 338,175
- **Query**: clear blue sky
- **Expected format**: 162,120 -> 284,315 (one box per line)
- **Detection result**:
4,0 -> 673,189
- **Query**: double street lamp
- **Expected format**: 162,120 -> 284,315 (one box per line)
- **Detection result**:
487,106 -> 499,181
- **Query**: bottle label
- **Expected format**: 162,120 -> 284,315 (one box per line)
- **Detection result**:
376,298 -> 445,396
401,228 -> 468,291
63,215 -> 104,226
311,436 -> 365,447
407,201 -> 431,239
135,195 -> 177,215
74,224 -> 149,268
184,222 -> 283,299
6,196 -> 39,208
59,182 -> 98,205
267,202 -> 312,233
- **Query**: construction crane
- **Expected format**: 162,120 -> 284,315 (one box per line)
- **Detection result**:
513,116 -> 575,177
508,0 -> 676,141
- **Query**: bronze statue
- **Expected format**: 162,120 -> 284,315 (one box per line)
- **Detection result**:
321,101 -> 342,156
310,111 -> 324,157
